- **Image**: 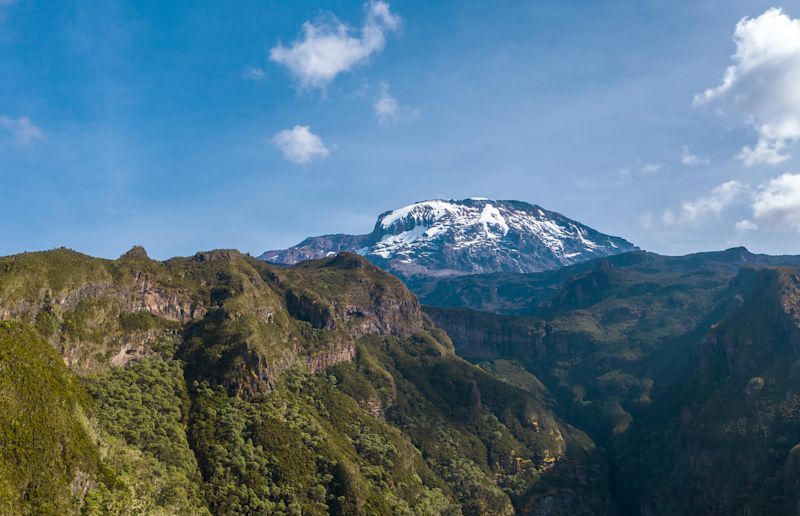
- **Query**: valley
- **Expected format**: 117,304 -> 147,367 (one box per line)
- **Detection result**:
425,248 -> 800,514
3,241 -> 800,514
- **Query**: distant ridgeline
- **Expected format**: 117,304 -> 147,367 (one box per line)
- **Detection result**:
6,240 -> 800,515
0,246 -> 610,515
423,246 -> 800,515
260,198 -> 636,284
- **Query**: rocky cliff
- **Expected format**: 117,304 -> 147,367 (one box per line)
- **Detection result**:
0,246 -> 612,515
425,250 -> 800,515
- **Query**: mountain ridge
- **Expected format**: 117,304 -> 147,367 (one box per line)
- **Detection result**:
422,247 -> 800,514
260,198 -> 637,279
0,246 -> 612,514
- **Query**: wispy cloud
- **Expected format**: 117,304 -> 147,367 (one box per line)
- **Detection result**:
0,116 -> 44,146
694,8 -> 800,165
270,1 -> 400,90
618,160 -> 666,179
734,219 -> 757,232
640,162 -> 665,176
272,125 -> 330,165
663,180 -> 748,226
373,82 -> 419,125
680,145 -> 710,166
243,67 -> 266,80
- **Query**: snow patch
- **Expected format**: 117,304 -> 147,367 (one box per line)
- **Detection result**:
477,204 -> 509,237
379,200 -> 462,229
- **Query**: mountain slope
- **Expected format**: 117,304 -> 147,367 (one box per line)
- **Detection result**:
261,199 -> 636,279
0,247 -> 611,514
423,248 -> 800,515
418,247 -> 800,315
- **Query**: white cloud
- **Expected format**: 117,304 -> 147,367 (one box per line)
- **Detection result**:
0,116 -> 44,145
640,162 -> 665,176
694,8 -> 800,165
270,1 -> 400,90
373,82 -> 419,125
244,67 -> 266,80
735,219 -> 758,232
681,145 -> 710,166
272,125 -> 330,165
374,82 -> 398,123
617,160 -> 666,179
664,180 -> 748,225
737,139 -> 788,166
749,172 -> 800,231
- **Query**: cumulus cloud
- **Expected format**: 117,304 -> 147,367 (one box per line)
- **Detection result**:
0,116 -> 44,145
738,139 -> 788,166
270,1 -> 400,90
244,67 -> 266,80
694,8 -> 800,165
681,145 -> 710,166
745,172 -> 800,232
664,180 -> 748,225
373,82 -> 419,125
735,219 -> 758,232
272,125 -> 330,165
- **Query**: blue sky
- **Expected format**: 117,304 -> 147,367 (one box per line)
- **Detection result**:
2,0 -> 800,259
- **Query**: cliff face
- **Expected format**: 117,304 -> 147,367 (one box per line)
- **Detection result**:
662,267 -> 800,516
424,306 -> 547,361
0,246 -> 613,515
427,257 -> 800,515
0,248 -> 423,392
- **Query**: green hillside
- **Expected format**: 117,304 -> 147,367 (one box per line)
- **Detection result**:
426,250 -> 800,514
0,248 -> 610,514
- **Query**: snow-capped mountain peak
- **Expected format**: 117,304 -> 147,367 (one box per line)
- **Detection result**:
260,198 -> 636,278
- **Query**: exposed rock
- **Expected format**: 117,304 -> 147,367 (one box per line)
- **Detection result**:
285,288 -> 334,329
306,344 -> 356,373
261,198 -> 637,280
109,330 -> 162,367
120,245 -> 149,260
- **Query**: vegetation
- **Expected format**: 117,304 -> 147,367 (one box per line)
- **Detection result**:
82,358 -> 208,514
0,321 -> 100,515
0,248 -> 610,514
428,250 -> 800,514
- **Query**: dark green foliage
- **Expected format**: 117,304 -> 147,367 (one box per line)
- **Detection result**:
188,367 -> 457,515
0,321 -> 100,514
427,251 -> 800,515
118,311 -> 176,332
0,247 -> 613,514
332,333 -> 610,515
82,358 -> 208,514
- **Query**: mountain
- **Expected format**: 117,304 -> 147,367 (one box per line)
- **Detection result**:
8,241 -> 800,514
260,198 -> 637,279
423,248 -> 800,514
418,246 -> 800,315
0,247 -> 611,515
